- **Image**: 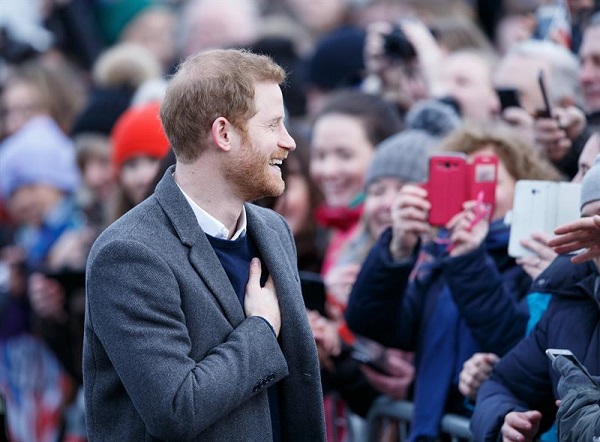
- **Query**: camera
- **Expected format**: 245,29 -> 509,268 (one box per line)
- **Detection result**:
0,27 -> 40,64
382,27 -> 416,61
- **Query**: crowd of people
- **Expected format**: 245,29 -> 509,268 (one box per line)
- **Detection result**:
0,0 -> 599,441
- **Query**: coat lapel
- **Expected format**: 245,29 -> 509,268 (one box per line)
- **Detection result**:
154,166 -> 245,327
246,205 -> 312,352
245,204 -> 299,297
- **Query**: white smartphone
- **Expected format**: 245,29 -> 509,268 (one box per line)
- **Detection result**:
546,348 -> 600,387
508,181 -> 581,258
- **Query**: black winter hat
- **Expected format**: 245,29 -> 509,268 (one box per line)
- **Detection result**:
71,86 -> 134,136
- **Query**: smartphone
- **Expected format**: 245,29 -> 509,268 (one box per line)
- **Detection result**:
546,348 -> 600,387
508,181 -> 581,258
351,335 -> 388,374
425,153 -> 498,227
535,70 -> 552,119
299,271 -> 326,316
425,153 -> 469,227
470,154 -> 498,220
496,87 -> 521,111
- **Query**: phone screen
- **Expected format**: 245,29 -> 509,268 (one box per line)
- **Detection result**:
496,87 -> 521,111
299,271 -> 326,315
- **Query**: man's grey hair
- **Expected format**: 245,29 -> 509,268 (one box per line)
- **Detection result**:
510,39 -> 582,108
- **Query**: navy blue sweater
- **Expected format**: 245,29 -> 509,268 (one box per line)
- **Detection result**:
206,233 -> 281,442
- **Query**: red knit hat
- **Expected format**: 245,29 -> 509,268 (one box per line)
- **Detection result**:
111,101 -> 170,171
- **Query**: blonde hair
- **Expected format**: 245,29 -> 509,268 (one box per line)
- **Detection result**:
441,122 -> 563,181
93,43 -> 162,89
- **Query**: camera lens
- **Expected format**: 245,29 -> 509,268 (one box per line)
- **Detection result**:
383,28 -> 416,61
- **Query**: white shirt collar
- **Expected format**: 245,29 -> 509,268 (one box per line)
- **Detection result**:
176,183 -> 247,240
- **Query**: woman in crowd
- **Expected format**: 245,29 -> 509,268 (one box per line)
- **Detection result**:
308,89 -> 402,439
345,122 -> 560,441
312,100 -> 460,441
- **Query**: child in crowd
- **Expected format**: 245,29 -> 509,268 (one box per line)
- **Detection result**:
108,101 -> 171,222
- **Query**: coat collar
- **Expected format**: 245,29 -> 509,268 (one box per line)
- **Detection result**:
153,166 -> 298,328
154,166 -> 244,326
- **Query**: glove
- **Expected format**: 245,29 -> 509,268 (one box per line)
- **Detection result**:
552,355 -> 600,400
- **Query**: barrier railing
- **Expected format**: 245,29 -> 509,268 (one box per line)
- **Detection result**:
365,396 -> 473,442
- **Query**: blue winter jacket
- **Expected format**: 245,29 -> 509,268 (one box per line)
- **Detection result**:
345,223 -> 531,440
470,256 -> 600,441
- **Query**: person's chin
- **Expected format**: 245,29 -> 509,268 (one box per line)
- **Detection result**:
251,179 -> 284,201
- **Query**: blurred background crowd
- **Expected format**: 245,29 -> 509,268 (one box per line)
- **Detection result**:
1,0 -> 600,441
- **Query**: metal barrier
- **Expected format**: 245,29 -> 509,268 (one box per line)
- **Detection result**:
365,396 -> 473,442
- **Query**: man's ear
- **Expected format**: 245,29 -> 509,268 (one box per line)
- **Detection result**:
212,117 -> 235,152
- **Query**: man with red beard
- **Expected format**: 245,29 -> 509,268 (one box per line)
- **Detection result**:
83,49 -> 326,441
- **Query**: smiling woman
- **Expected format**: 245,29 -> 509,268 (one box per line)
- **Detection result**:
306,89 -> 402,438
309,89 -> 402,276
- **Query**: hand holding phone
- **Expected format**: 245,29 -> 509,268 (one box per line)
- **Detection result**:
351,335 -> 388,374
546,348 -> 600,388
444,193 -> 491,256
424,153 -> 497,227
389,184 -> 431,261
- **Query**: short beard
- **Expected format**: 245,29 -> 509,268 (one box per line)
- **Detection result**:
224,136 -> 285,202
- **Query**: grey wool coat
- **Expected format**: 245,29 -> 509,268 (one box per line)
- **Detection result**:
83,166 -> 326,441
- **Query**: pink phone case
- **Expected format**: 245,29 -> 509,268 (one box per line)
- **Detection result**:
425,153 -> 498,227
425,154 -> 469,227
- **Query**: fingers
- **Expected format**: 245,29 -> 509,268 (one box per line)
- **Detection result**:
392,187 -> 430,227
360,364 -> 413,399
548,217 -> 600,259
502,107 -> 534,128
390,186 -> 432,259
248,257 -> 261,278
552,216 -> 599,236
395,186 -> 431,213
571,245 -> 600,263
446,207 -> 473,231
28,273 -> 66,320
501,411 -> 542,442
516,257 -> 545,279
445,204 -> 489,257
244,259 -> 281,336
517,233 -> 558,273
551,355 -> 575,377
534,118 -> 571,162
459,353 -> 499,399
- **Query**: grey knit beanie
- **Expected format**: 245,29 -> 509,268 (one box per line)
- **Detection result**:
365,99 -> 461,188
580,154 -> 600,211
